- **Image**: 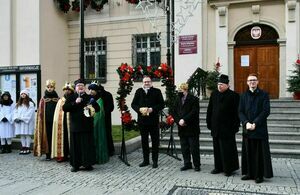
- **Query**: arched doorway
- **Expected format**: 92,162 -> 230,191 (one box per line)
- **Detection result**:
234,24 -> 279,98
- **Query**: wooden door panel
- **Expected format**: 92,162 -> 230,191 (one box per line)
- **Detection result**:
234,45 -> 279,98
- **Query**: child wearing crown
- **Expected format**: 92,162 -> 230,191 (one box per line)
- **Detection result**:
34,80 -> 59,160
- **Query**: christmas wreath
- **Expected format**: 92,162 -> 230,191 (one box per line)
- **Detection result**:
56,0 -> 108,13
116,63 -> 176,131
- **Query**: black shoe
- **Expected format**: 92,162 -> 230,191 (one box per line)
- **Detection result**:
224,172 -> 232,177
180,165 -> 192,171
84,166 -> 94,171
194,167 -> 201,172
211,169 -> 221,174
255,177 -> 263,183
71,167 -> 79,172
139,162 -> 150,167
241,175 -> 252,180
6,145 -> 12,153
152,163 -> 158,168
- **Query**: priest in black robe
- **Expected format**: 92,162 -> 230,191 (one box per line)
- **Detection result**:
239,73 -> 273,183
63,79 -> 100,172
206,74 -> 240,176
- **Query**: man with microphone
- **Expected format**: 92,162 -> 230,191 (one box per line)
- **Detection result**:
63,79 -> 100,172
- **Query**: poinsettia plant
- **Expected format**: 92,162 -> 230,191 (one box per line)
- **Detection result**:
56,0 -> 108,13
116,62 -> 176,131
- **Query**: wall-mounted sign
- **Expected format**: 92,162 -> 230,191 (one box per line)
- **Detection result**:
179,35 -> 197,55
251,26 -> 262,39
241,55 -> 250,67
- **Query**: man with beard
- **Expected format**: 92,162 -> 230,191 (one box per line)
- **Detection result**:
34,80 -> 59,160
131,76 -> 165,168
98,84 -> 115,156
206,74 -> 240,176
0,92 -> 15,153
239,73 -> 273,183
51,82 -> 74,162
63,79 -> 99,172
88,82 -> 109,164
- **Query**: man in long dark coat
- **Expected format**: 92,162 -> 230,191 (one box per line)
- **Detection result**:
206,74 -> 240,176
132,76 -> 165,168
98,84 -> 115,156
239,73 -> 273,183
171,83 -> 201,171
63,79 -> 100,172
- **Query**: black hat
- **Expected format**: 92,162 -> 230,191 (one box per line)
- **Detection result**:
1,91 -> 11,98
74,78 -> 85,86
218,74 -> 229,84
88,83 -> 100,91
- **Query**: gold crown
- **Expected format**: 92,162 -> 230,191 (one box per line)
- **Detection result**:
62,82 -> 74,91
91,80 -> 99,86
46,80 -> 56,88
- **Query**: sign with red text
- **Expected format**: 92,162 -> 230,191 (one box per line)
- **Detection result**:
179,35 -> 197,55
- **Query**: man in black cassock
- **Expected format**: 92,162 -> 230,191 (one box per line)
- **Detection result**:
132,76 -> 164,168
171,83 -> 201,172
63,79 -> 100,172
98,84 -> 115,156
206,74 -> 240,176
239,73 -> 273,183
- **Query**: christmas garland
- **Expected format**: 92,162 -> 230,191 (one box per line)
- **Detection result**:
57,0 -> 108,13
116,63 -> 176,131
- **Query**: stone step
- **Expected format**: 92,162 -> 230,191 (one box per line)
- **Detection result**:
165,130 -> 300,140
158,144 -> 300,159
160,137 -> 300,150
199,117 -> 300,125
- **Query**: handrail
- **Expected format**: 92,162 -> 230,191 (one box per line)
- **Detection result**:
187,67 -> 207,99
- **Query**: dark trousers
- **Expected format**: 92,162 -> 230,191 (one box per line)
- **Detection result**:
180,135 -> 201,168
212,136 -> 239,174
46,121 -> 53,157
140,125 -> 159,163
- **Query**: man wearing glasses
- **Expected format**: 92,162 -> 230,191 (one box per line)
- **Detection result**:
132,76 -> 165,168
239,73 -> 273,183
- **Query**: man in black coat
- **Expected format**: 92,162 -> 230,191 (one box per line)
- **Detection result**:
131,76 -> 165,168
206,74 -> 240,176
171,83 -> 201,171
63,79 -> 100,172
239,73 -> 273,183
98,85 -> 115,156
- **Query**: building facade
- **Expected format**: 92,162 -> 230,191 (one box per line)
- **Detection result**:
0,0 -> 299,124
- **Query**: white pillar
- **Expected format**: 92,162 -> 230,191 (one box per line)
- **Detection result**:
0,0 -> 12,65
285,0 -> 299,97
215,6 -> 228,75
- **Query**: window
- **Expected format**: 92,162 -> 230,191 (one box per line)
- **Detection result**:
84,38 -> 107,82
133,33 -> 161,68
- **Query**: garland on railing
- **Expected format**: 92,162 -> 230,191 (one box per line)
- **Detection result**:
116,63 -> 175,131
57,0 -> 108,13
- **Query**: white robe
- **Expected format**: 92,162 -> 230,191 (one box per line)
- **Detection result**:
0,104 -> 15,138
13,102 -> 35,135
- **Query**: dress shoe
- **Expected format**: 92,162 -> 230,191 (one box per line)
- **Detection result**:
194,167 -> 201,172
71,167 -> 79,172
224,172 -> 232,177
180,165 -> 192,171
84,166 -> 94,171
241,175 -> 252,180
210,169 -> 221,174
255,177 -> 264,183
152,163 -> 158,168
139,162 -> 150,167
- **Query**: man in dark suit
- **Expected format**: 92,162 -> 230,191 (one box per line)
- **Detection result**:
171,83 -> 201,171
206,74 -> 240,176
63,79 -> 100,172
131,76 -> 165,168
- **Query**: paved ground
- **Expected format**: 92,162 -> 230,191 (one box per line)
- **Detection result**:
0,149 -> 300,195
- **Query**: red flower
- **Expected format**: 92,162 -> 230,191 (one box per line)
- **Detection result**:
160,63 -> 169,72
122,73 -> 131,81
127,66 -> 134,73
154,70 -> 162,78
147,66 -> 152,73
137,65 -> 142,72
120,63 -> 128,72
166,115 -> 174,125
122,112 -> 132,124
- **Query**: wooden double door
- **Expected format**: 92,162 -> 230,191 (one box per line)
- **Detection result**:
234,44 -> 279,99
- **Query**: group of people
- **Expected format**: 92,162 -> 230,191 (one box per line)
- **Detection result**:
0,78 -> 115,173
132,74 -> 273,184
0,73 -> 273,182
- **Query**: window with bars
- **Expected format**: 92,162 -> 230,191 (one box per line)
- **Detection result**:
133,33 -> 161,69
84,38 -> 107,82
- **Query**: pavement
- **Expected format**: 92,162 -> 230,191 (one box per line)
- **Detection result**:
0,149 -> 300,195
